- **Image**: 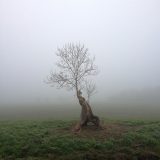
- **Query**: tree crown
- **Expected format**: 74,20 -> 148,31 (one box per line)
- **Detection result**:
46,43 -> 98,91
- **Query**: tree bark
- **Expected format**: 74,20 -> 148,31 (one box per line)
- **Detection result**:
73,89 -> 100,133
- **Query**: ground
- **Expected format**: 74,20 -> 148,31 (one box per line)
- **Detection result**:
0,119 -> 160,160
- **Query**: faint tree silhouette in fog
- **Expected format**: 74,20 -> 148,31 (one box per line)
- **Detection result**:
85,80 -> 97,104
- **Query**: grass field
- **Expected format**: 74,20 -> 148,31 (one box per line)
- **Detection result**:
0,119 -> 160,160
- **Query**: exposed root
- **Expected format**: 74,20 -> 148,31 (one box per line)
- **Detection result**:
72,122 -> 81,134
72,116 -> 103,134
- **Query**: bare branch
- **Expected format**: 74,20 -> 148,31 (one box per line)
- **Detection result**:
85,80 -> 97,103
46,43 -> 98,93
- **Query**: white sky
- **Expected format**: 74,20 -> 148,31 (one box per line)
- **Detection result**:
0,0 -> 160,106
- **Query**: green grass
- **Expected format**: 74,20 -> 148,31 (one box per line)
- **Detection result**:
0,119 -> 160,159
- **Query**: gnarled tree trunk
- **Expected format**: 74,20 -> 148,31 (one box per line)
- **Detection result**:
73,89 -> 100,133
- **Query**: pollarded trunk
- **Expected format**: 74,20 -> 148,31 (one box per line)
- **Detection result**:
79,98 -> 100,127
73,90 -> 100,132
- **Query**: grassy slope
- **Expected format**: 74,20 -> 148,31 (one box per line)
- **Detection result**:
0,119 -> 160,160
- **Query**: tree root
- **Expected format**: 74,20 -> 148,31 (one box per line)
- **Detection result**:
72,116 -> 103,134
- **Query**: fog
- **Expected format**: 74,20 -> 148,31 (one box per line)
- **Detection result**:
0,0 -> 160,119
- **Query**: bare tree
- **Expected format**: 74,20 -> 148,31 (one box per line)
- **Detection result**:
46,43 -> 101,132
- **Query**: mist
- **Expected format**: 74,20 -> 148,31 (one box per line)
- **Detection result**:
0,0 -> 160,120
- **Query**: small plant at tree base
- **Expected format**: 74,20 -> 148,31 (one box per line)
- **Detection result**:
46,43 -> 101,132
